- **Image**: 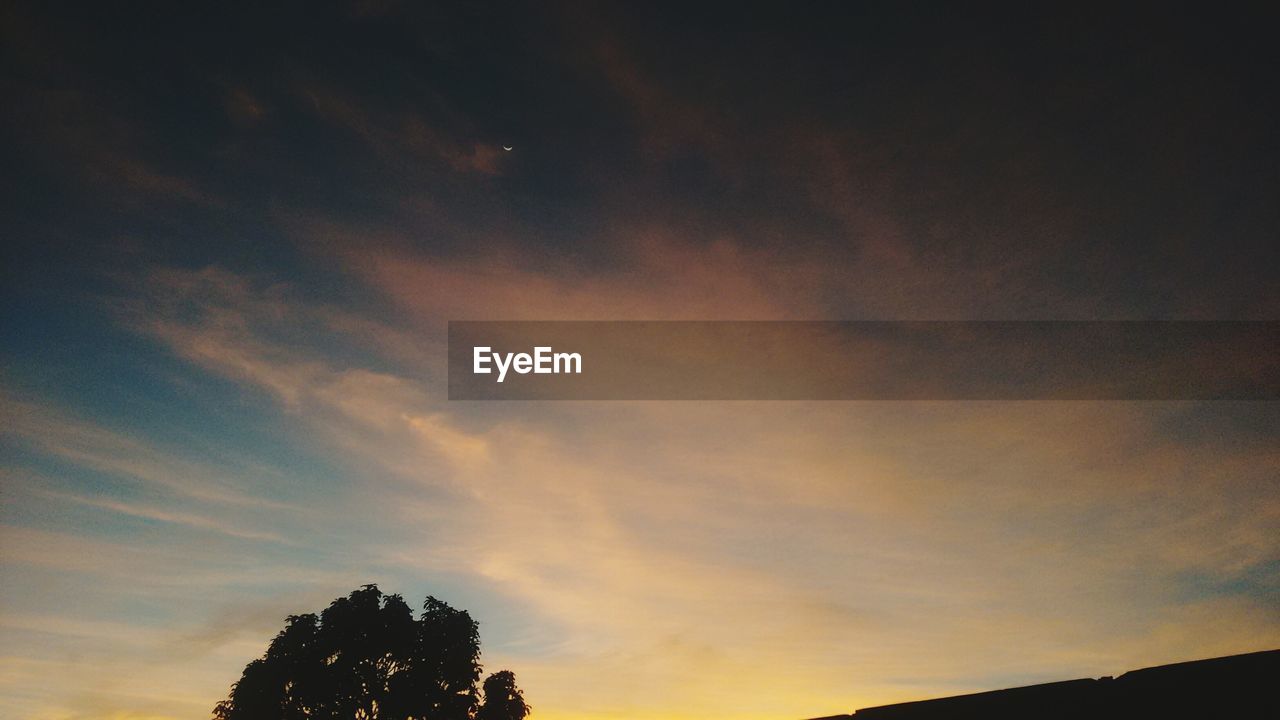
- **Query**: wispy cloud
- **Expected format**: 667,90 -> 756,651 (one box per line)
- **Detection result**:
30,488 -> 293,543
1,390 -> 296,509
6,4 -> 1274,719
20,263 -> 1265,720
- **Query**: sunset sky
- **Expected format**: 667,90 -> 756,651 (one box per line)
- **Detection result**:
1,3 -> 1277,719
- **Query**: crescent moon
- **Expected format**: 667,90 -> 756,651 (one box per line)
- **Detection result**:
503,145 -> 513,151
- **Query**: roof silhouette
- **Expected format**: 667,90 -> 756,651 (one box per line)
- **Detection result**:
811,649 -> 1279,720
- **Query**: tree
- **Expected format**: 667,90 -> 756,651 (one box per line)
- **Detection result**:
213,585 -> 526,720
477,671 -> 530,720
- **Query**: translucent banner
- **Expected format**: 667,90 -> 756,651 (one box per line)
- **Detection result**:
447,321 -> 1279,400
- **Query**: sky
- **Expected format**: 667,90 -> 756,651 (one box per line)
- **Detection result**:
1,2 -> 1278,719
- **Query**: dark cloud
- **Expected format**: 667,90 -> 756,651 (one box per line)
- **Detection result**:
4,2 -> 1275,318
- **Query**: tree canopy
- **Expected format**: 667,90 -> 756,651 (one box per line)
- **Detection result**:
476,671 -> 530,720
213,585 -> 529,720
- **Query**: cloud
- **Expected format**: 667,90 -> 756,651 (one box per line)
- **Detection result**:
30,488 -> 293,544
321,231 -> 831,322
294,77 -> 508,177
5,6 -> 1273,719
4,262 -> 1277,720
0,391 -> 295,509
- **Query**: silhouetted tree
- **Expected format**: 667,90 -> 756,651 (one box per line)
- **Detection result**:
477,670 -> 530,720
213,585 -> 522,720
